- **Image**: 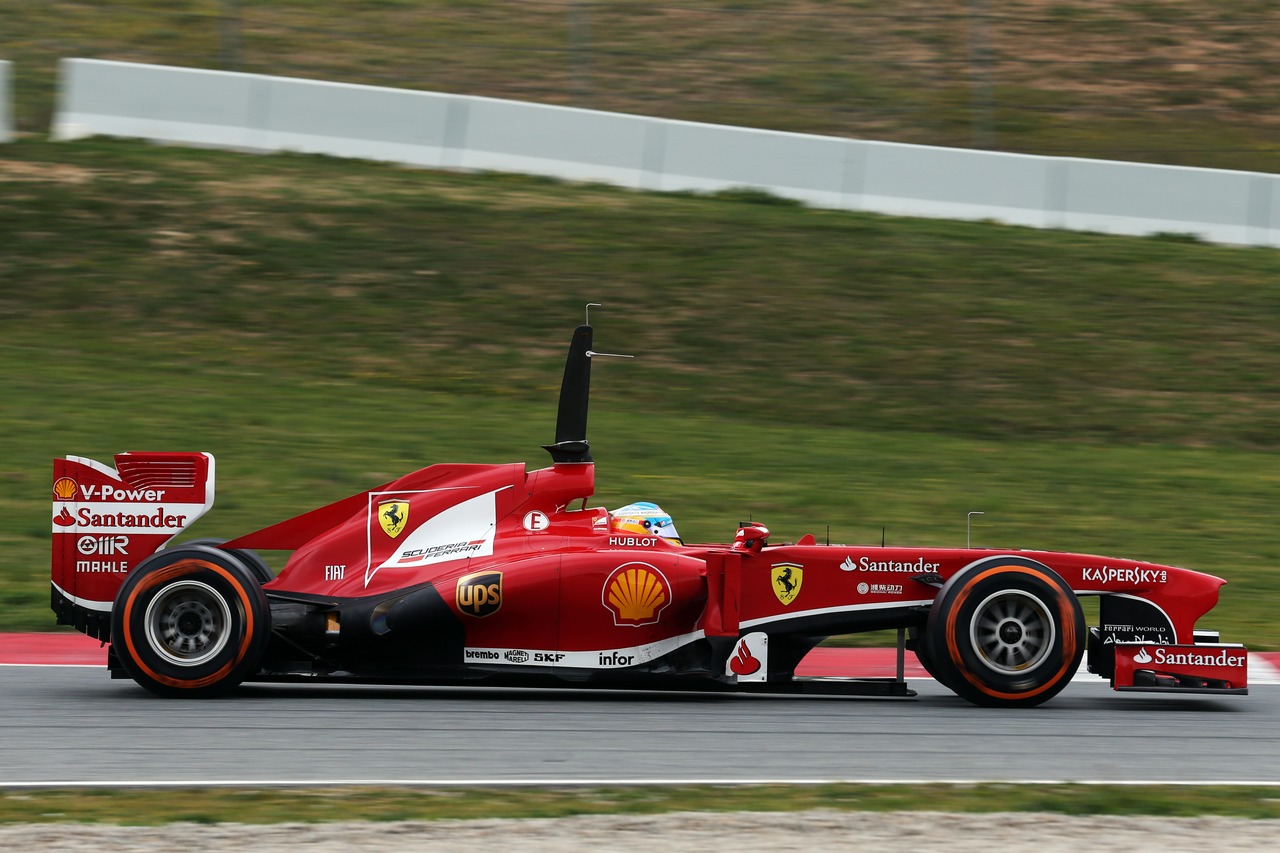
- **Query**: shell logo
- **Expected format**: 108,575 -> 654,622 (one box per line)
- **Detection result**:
52,477 -> 79,501
603,562 -> 670,627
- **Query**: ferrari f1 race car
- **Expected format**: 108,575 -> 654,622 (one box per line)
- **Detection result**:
51,322 -> 1249,707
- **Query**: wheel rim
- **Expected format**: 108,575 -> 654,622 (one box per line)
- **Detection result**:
143,580 -> 233,667
968,589 -> 1056,674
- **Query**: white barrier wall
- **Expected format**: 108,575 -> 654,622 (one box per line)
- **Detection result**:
1,61 -> 12,143
53,58 -> 1280,247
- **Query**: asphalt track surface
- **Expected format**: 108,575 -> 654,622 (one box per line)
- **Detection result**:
5,636 -> 1280,787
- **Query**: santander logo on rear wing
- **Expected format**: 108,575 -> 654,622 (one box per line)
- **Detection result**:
51,452 -> 216,630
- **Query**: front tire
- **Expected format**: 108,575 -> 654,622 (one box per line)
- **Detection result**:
907,625 -> 952,688
111,544 -> 270,698
925,558 -> 1084,708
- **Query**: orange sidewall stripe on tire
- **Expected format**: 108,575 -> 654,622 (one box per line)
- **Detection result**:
943,565 -> 1078,702
120,560 -> 257,691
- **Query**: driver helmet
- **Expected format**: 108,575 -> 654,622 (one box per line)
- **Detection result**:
610,501 -> 682,545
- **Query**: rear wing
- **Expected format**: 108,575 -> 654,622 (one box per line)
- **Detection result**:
51,452 -> 215,640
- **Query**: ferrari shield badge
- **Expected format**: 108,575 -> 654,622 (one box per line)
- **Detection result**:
771,562 -> 803,606
378,499 -> 410,539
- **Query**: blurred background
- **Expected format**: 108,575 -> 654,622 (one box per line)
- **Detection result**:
1,1 -> 1277,643
3,0 -> 1280,169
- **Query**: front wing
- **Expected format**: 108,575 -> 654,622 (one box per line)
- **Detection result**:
1113,641 -> 1248,694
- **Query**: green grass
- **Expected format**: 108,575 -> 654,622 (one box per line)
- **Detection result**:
0,138 -> 1278,650
3,783 -> 1280,824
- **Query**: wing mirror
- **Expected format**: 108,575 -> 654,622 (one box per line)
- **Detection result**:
732,523 -> 771,554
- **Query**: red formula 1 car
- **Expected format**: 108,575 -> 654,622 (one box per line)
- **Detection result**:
51,323 -> 1248,706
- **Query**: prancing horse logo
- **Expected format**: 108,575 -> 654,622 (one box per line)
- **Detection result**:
379,499 -> 409,538
771,562 -> 803,606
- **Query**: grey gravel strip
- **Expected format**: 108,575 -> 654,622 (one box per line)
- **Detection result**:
3,810 -> 1280,852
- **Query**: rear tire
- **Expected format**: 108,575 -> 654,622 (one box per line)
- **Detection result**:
170,538 -> 274,584
925,558 -> 1084,708
111,544 -> 270,698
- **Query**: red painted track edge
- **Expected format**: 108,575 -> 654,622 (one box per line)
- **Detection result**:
0,633 -> 925,674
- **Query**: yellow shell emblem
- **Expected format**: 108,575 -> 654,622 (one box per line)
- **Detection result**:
52,477 -> 78,501
603,562 -> 670,626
